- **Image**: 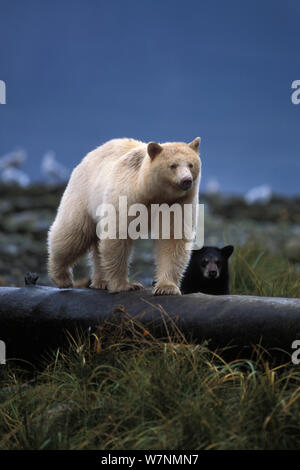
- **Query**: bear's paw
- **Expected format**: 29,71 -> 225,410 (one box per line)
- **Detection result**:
90,280 -> 108,290
108,280 -> 144,293
153,282 -> 181,296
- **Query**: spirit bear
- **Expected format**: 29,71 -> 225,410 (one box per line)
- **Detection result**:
48,137 -> 201,295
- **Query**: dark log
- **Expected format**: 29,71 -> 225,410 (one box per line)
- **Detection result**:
0,282 -> 300,363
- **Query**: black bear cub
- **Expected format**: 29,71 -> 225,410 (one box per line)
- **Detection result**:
180,245 -> 234,295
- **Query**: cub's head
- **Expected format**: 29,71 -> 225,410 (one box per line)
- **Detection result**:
147,138 -> 201,198
192,245 -> 234,280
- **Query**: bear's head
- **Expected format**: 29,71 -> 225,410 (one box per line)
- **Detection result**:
147,138 -> 201,199
193,245 -> 234,280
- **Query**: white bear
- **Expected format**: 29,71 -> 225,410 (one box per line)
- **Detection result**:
48,137 -> 201,295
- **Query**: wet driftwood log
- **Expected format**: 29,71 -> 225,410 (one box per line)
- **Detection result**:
1,281 -> 300,362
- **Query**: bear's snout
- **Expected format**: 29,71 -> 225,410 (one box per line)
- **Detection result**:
208,269 -> 218,279
179,177 -> 193,191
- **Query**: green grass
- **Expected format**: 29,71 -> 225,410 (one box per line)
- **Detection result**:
230,240 -> 300,298
1,323 -> 300,450
1,240 -> 300,450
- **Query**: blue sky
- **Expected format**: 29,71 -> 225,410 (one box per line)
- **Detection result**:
0,0 -> 299,194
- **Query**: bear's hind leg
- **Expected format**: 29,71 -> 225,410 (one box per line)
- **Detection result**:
48,216 -> 95,288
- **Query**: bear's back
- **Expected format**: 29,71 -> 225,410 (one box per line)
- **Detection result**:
84,138 -> 145,165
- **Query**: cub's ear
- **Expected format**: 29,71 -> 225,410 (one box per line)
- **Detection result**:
147,142 -> 163,160
188,137 -> 201,152
221,245 -> 234,259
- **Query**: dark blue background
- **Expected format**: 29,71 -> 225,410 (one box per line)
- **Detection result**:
0,0 -> 299,194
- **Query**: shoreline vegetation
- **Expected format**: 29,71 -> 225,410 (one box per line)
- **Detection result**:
1,319 -> 300,450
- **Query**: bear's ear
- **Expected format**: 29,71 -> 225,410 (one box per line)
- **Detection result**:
221,245 -> 234,259
188,137 -> 201,152
147,142 -> 163,160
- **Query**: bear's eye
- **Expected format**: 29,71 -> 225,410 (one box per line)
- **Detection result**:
188,163 -> 193,169
201,260 -> 208,267
170,163 -> 178,170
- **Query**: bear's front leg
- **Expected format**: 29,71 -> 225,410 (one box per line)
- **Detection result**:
153,238 -> 191,295
99,238 -> 143,293
89,243 -> 108,290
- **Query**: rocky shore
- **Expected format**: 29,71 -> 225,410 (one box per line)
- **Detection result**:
0,184 -> 299,287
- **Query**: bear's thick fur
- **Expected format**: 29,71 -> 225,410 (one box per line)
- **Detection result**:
48,137 -> 201,295
180,245 -> 234,295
